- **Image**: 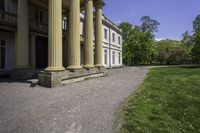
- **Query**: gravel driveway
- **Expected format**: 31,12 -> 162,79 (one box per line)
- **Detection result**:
0,67 -> 149,133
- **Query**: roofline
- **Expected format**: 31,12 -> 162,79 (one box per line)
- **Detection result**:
102,14 -> 122,35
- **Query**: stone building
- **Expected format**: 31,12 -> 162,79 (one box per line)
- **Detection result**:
0,0 -> 122,87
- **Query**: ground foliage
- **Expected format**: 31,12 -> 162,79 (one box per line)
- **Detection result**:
120,66 -> 200,133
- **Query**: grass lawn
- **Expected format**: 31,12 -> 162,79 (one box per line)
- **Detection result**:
120,66 -> 200,133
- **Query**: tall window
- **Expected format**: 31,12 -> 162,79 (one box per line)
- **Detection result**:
119,53 -> 121,64
0,40 -> 6,69
104,50 -> 107,65
104,29 -> 108,40
36,9 -> 43,23
112,51 -> 115,64
0,0 -> 5,11
35,9 -> 39,22
39,11 -> 43,23
118,36 -> 121,45
112,33 -> 115,42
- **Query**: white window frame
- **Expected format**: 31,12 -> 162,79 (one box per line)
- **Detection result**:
112,51 -> 115,65
104,28 -> 108,40
118,36 -> 121,45
104,49 -> 107,65
119,52 -> 121,64
112,33 -> 115,43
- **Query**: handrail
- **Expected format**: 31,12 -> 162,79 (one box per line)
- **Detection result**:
0,10 -> 17,27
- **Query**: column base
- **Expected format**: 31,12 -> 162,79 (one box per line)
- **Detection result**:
83,64 -> 95,70
11,67 -> 36,80
95,64 -> 104,69
67,65 -> 82,72
45,66 -> 65,72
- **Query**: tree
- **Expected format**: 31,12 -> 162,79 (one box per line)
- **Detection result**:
154,40 -> 192,65
192,29 -> 200,63
193,15 -> 200,32
119,16 -> 159,65
191,15 -> 200,63
140,16 -> 160,34
181,31 -> 194,46
118,22 -> 132,41
123,27 -> 154,65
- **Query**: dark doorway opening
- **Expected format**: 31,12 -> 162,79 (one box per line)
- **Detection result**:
35,36 -> 48,69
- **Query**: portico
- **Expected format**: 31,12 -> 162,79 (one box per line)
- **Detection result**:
11,0 -> 106,87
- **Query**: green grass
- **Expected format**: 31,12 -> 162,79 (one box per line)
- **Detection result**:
120,66 -> 200,133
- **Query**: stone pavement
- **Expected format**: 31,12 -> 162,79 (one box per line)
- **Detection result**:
0,67 -> 150,133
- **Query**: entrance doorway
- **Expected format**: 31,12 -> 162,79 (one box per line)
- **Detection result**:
35,36 -> 48,69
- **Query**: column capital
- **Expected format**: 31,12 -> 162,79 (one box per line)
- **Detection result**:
94,0 -> 105,9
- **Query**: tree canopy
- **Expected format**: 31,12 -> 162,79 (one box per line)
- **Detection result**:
119,15 -> 197,66
140,16 -> 160,34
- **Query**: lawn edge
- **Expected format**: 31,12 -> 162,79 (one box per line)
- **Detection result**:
112,68 -> 152,133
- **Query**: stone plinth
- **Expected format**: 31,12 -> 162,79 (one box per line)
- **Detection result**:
38,68 -> 107,88
38,71 -> 69,88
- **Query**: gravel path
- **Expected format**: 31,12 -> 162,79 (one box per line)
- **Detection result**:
0,67 -> 149,133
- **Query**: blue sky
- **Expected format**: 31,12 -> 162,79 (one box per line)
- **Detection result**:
103,0 -> 200,40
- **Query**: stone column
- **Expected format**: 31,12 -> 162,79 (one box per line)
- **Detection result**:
15,0 -> 29,69
95,1 -> 104,68
45,0 -> 65,71
84,0 -> 94,69
67,0 -> 82,70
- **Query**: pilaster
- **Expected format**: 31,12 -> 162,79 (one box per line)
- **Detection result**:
15,0 -> 29,68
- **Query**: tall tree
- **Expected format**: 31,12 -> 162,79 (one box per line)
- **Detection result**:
140,16 -> 160,34
193,15 -> 200,32
192,15 -> 200,63
181,31 -> 194,46
118,22 -> 132,41
123,27 -> 154,65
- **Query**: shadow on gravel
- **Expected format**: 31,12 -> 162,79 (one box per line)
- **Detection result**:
0,76 -> 38,88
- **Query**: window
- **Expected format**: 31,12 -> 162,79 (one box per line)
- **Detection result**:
118,36 -> 121,45
104,29 -> 108,40
39,11 -> 43,23
112,51 -> 115,64
0,0 -> 5,19
119,53 -> 121,64
36,9 -> 43,23
104,50 -> 107,65
0,40 -> 6,69
62,17 -> 67,30
35,9 -> 39,22
112,33 -> 115,42
0,0 -> 5,11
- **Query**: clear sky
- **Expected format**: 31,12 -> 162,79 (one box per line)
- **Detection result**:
103,0 -> 200,40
